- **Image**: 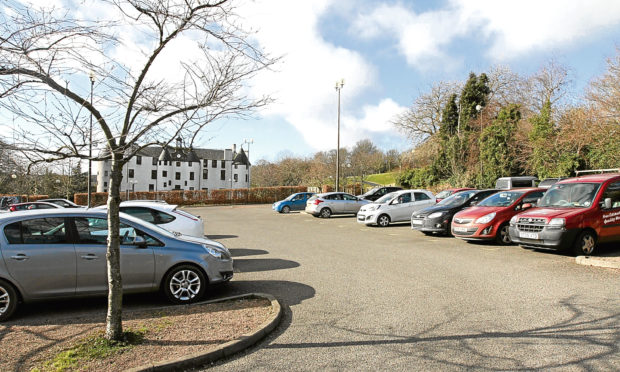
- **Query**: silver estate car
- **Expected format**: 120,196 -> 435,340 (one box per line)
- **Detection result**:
0,209 -> 233,321
305,192 -> 369,218
357,189 -> 436,227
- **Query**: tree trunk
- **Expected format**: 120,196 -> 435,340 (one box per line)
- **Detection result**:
105,153 -> 124,341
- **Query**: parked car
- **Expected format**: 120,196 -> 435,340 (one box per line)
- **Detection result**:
96,201 -> 205,238
509,173 -> 620,255
0,196 -> 21,211
495,176 -> 538,189
357,186 -> 402,202
272,192 -> 315,213
8,201 -> 63,212
451,188 -> 546,244
305,192 -> 369,218
411,189 -> 499,236
39,198 -> 84,208
435,188 -> 474,203
0,208 -> 233,321
538,178 -> 567,189
357,189 -> 436,227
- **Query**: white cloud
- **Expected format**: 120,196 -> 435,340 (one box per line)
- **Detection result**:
352,0 -> 620,67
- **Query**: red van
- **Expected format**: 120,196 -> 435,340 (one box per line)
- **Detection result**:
508,173 -> 620,255
452,188 -> 546,244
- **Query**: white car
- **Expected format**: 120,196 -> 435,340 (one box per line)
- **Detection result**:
357,189 -> 436,227
96,201 -> 205,238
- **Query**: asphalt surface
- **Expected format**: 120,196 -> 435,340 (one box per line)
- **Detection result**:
191,205 -> 620,371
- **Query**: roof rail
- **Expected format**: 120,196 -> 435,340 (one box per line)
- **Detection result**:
575,168 -> 620,175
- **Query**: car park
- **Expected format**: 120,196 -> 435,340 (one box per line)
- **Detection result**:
509,173 -> 620,255
305,192 -> 369,218
411,189 -> 499,236
272,192 -> 315,213
357,189 -> 436,227
451,188 -> 546,244
357,186 -> 402,202
435,187 -> 475,202
39,198 -> 84,208
96,201 -> 205,238
495,176 -> 538,189
8,201 -> 63,211
0,208 -> 233,321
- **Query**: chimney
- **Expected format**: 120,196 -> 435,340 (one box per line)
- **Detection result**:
232,144 -> 236,154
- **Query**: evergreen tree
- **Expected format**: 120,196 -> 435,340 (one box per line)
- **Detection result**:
459,72 -> 490,130
528,99 -> 556,179
479,104 -> 521,187
439,94 -> 459,137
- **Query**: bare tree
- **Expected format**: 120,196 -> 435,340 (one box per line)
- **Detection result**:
587,48 -> 620,125
392,81 -> 460,146
527,59 -> 572,115
0,0 -> 275,341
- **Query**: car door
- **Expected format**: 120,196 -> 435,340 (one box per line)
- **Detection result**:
414,192 -> 435,210
341,193 -> 362,213
391,192 -> 412,221
73,217 -> 155,295
1,217 -> 76,298
291,194 -> 305,210
600,180 -> 620,242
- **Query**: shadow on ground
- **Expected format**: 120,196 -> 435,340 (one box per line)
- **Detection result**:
233,258 -> 300,273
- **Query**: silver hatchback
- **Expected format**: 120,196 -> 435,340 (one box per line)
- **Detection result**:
0,209 -> 233,321
305,192 -> 369,218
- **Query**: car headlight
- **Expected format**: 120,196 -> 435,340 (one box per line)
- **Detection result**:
475,212 -> 496,224
548,218 -> 565,229
203,244 -> 223,259
510,215 -> 519,225
367,205 -> 380,211
428,212 -> 444,219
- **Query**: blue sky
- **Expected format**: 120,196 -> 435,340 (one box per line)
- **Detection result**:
197,0 -> 620,163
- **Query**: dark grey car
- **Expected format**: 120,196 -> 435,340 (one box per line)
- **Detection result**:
0,209 -> 233,321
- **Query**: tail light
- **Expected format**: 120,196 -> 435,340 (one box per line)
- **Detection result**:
9,205 -> 16,211
313,199 -> 323,205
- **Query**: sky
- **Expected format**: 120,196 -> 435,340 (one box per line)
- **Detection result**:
7,0 -> 620,163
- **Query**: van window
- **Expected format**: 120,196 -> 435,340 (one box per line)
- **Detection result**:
495,179 -> 510,189
512,179 -> 535,187
601,181 -> 620,209
4,218 -> 67,244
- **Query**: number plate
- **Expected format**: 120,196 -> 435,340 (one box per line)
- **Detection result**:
519,232 -> 539,239
411,219 -> 423,225
454,227 -> 468,232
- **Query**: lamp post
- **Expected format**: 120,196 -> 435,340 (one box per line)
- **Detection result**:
243,138 -> 253,188
476,104 -> 483,187
335,79 -> 344,192
87,72 -> 95,208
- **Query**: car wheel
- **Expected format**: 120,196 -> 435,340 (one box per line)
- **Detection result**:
163,265 -> 207,304
573,231 -> 597,256
320,208 -> 332,218
0,280 -> 18,322
377,214 -> 390,227
281,205 -> 291,214
495,224 -> 511,245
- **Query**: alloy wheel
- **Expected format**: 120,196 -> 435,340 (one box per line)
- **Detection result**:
169,270 -> 201,302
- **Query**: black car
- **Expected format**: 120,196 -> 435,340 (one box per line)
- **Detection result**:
410,189 -> 499,236
358,186 -> 403,202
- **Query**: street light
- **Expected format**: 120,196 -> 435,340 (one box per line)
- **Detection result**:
335,78 -> 344,192
243,138 -> 253,188
476,104 -> 483,188
87,72 -> 95,208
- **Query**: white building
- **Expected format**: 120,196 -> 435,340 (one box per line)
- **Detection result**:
96,140 -> 251,193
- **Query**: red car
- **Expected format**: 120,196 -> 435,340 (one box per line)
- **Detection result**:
8,201 -> 62,212
452,188 -> 546,244
509,173 -> 620,255
435,188 -> 474,203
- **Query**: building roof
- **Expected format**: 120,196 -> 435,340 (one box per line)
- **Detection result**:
137,146 -> 226,162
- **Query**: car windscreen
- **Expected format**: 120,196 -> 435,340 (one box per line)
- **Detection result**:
478,191 -> 525,207
375,192 -> 398,204
435,190 -> 452,199
436,190 -> 477,207
362,187 -> 380,196
285,194 -> 296,201
538,183 -> 601,208
120,213 -> 176,238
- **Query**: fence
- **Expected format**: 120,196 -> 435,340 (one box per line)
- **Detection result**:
74,186 -> 309,206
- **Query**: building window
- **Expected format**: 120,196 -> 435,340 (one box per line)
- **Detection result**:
184,181 -> 187,186
175,172 -> 181,180
189,172 -> 194,180
176,161 -> 181,167
188,162 -> 192,167
151,170 -> 157,179
221,160 -> 225,168
212,160 -> 217,168
104,170 -> 108,177
234,174 -> 238,182
234,164 -> 238,169
189,187 -> 194,190
104,182 -> 108,187
162,170 -> 167,177
128,169 -> 134,178
163,182 -> 166,189
136,156 -> 142,165
174,185 -> 181,190
220,170 -> 225,180
152,158 -> 157,165
203,160 -> 208,168
168,180 -> 171,186
202,169 -> 208,179
149,184 -> 154,191
245,174 -> 248,182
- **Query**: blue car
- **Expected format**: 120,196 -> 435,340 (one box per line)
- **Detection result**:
273,192 -> 315,213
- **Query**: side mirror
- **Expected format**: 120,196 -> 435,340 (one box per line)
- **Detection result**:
132,235 -> 148,248
522,203 -> 532,210
469,201 -> 478,206
603,198 -> 612,209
